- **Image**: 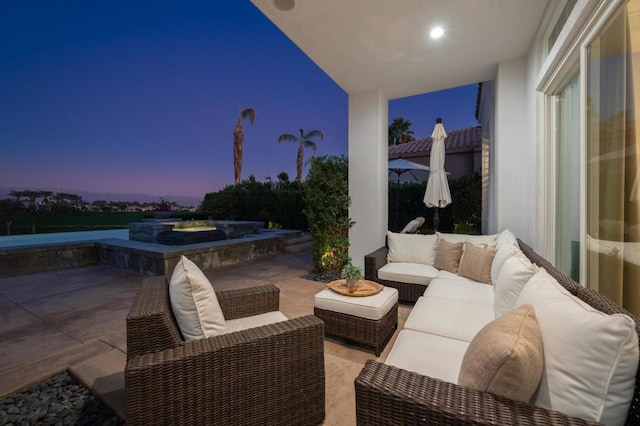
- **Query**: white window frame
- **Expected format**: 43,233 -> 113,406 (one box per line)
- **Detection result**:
537,0 -> 626,285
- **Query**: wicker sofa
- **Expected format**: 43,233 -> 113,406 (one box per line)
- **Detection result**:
356,239 -> 640,425
125,276 -> 325,426
365,231 -> 503,303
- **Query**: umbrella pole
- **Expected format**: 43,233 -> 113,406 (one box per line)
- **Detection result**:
433,207 -> 440,233
395,178 -> 400,230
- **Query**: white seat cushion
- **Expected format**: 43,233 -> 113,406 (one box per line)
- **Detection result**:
378,262 -> 438,285
436,270 -> 471,281
385,329 -> 469,384
314,286 -> 398,320
223,311 -> 288,335
516,269 -> 639,425
424,278 -> 494,306
169,255 -> 226,340
404,296 -> 495,342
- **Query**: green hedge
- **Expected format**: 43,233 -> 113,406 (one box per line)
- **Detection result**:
389,172 -> 482,234
199,177 -> 307,230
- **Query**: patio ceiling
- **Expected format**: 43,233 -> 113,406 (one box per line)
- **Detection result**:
251,0 -> 550,99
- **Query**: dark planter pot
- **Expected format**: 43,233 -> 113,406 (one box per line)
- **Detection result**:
152,210 -> 173,219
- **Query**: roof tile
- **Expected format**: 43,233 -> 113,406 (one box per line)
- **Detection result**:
388,125 -> 481,158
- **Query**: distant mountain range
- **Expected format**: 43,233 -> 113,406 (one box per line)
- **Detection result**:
0,186 -> 203,207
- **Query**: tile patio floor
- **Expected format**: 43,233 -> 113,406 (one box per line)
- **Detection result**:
0,252 -> 410,425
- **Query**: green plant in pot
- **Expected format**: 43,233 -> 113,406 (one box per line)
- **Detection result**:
341,263 -> 363,293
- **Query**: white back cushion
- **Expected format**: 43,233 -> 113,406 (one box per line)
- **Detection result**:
386,231 -> 437,265
495,229 -> 519,251
437,232 -> 498,247
169,255 -> 226,340
490,244 -> 518,283
493,251 -> 537,317
515,269 -> 639,425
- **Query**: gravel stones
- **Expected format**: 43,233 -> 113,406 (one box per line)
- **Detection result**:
302,272 -> 341,283
0,372 -> 124,425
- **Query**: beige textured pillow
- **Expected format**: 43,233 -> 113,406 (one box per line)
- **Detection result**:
458,304 -> 544,402
433,240 -> 463,273
169,255 -> 226,340
458,242 -> 496,284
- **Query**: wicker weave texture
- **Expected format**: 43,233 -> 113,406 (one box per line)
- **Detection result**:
125,279 -> 326,425
314,303 -> 398,356
356,240 -> 640,425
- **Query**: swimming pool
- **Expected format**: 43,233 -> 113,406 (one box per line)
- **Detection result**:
0,229 -> 129,249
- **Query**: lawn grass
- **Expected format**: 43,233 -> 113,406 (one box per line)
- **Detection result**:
5,211 -> 148,235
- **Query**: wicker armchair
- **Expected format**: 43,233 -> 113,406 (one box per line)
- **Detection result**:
125,276 -> 325,426
355,240 -> 640,425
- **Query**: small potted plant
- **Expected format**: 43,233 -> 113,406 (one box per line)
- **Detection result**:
341,263 -> 363,293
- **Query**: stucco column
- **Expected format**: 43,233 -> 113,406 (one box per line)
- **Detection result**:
348,89 -> 388,269
492,57 -> 537,248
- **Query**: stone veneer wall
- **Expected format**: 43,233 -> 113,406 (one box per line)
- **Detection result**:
0,243 -> 98,276
0,231 -> 295,277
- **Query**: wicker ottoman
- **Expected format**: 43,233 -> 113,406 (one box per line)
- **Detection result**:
314,286 -> 399,356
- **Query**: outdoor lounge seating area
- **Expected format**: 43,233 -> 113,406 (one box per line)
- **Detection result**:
3,237 -> 640,425
359,231 -> 640,425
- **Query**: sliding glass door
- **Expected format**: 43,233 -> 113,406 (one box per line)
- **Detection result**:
586,0 -> 639,314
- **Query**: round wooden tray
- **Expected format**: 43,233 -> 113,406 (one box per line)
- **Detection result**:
327,279 -> 383,297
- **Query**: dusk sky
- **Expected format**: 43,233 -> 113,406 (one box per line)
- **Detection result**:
1,1 -> 480,202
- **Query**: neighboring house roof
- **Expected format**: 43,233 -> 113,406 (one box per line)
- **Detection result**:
388,125 -> 482,159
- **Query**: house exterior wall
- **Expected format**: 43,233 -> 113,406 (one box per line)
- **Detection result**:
394,150 -> 480,180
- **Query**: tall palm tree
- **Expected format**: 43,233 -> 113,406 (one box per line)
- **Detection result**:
232,107 -> 256,185
277,128 -> 324,182
388,116 -> 415,145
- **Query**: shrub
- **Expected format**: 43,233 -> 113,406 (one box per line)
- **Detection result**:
389,172 -> 481,234
304,155 -> 352,275
199,177 -> 306,230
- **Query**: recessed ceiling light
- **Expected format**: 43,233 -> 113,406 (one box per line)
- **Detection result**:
430,26 -> 444,39
273,0 -> 295,11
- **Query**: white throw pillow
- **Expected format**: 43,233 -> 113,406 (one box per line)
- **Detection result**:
169,255 -> 226,340
493,251 -> 537,317
387,231 -> 437,265
515,269 -> 639,425
490,244 -> 518,284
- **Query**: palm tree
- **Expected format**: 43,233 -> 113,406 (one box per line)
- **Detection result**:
388,117 -> 415,145
233,107 -> 257,185
277,128 -> 324,182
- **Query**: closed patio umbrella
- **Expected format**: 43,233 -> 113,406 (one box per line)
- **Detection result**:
423,118 -> 451,232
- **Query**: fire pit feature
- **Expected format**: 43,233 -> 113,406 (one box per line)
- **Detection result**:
128,220 -> 265,245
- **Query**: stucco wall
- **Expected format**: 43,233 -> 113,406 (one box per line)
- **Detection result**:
492,57 -> 538,247
348,89 -> 389,269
